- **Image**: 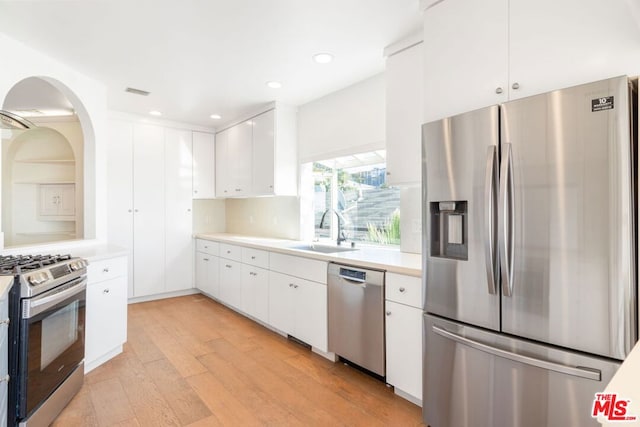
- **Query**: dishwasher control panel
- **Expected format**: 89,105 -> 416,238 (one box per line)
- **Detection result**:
339,268 -> 366,282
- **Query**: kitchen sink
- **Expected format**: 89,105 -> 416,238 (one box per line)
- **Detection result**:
288,243 -> 358,254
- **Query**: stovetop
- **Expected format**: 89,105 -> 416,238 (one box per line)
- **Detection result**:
0,254 -> 73,275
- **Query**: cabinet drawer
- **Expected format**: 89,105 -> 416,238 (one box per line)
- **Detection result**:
88,256 -> 127,284
269,252 -> 327,284
385,272 -> 422,308
242,248 -> 269,269
196,239 -> 219,256
219,243 -> 242,261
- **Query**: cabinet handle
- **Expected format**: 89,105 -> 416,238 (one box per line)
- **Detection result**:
103,288 -> 110,294
269,185 -> 273,189
225,264 -> 232,268
495,87 -> 503,94
386,171 -> 391,176
235,188 -> 242,192
0,375 -> 9,383
203,258 -> 209,261
289,283 -> 294,288
399,287 -> 406,293
134,209 -> 139,213
511,82 -> 520,90
293,284 -> 298,289
251,256 -> 256,260
0,319 -> 9,325
103,267 -> 110,273
194,190 -> 198,194
386,311 -> 392,316
204,245 -> 209,249
187,209 -> 191,212
128,209 -> 132,213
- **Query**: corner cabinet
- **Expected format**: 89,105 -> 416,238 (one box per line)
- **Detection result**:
85,256 -> 128,373
422,0 -> 640,122
385,40 -> 423,186
385,273 -> 423,405
215,104 -> 297,198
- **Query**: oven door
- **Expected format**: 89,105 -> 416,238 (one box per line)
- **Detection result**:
18,276 -> 86,419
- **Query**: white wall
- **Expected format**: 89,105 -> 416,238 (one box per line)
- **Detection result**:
193,199 -> 226,234
0,33 -> 108,249
298,73 -> 386,162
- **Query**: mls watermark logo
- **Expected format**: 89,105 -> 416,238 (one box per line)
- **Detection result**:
592,393 -> 637,422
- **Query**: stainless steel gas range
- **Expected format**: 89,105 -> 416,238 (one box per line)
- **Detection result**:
1,255 -> 88,427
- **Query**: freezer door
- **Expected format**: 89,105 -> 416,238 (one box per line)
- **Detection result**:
500,76 -> 636,360
424,314 -> 620,427
423,105 -> 500,331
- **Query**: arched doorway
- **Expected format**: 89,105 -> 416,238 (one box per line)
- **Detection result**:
1,77 -> 90,247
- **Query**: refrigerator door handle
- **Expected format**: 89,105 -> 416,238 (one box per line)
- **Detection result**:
484,146 -> 498,294
499,143 -> 514,297
432,325 -> 602,381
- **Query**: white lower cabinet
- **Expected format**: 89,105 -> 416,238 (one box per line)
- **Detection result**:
85,256 -> 128,373
268,271 -> 327,352
0,282 -> 10,427
385,273 -> 423,405
219,259 -> 242,309
195,253 -> 220,298
240,265 -> 269,324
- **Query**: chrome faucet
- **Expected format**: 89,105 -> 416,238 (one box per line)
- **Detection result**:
319,208 -> 348,245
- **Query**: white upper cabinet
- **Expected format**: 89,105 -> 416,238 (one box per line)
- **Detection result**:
385,41 -> 424,186
508,0 -> 640,99
252,109 -> 276,195
423,0 -> 508,122
227,122 -> 253,197
192,131 -> 216,199
423,0 -> 640,122
215,128 -> 230,197
215,104 -> 297,198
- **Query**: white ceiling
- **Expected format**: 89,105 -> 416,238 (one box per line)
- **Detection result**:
0,0 -> 422,128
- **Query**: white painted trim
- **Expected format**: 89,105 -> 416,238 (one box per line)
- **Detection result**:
383,34 -> 423,58
312,347 -> 338,362
215,101 -> 298,134
420,0 -> 446,11
107,110 -> 216,133
85,345 -> 123,373
394,387 -> 423,407
127,288 -> 199,304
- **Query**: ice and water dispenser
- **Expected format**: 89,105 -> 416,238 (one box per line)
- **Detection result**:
430,201 -> 468,260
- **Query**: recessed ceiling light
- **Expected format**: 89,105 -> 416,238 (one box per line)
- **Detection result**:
266,81 -> 282,89
210,114 -> 222,120
149,110 -> 162,116
313,53 -> 334,64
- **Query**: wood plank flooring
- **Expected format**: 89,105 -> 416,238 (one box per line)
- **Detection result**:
54,294 -> 424,427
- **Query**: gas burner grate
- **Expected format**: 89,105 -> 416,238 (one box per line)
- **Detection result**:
0,254 -> 72,275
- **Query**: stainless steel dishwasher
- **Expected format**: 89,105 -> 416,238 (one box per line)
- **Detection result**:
328,263 -> 385,377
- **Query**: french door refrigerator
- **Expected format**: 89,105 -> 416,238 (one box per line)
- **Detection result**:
422,76 -> 637,427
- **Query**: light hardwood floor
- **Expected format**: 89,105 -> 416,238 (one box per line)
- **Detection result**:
54,294 -> 424,426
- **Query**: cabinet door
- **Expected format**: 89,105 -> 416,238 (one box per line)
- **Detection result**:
107,120 -> 134,297
423,0 -> 508,122
386,43 -> 423,186
241,265 -> 269,323
227,122 -> 252,196
215,129 -> 230,197
196,252 -> 212,294
192,131 -> 216,199
133,124 -> 165,297
251,110 -> 275,195
58,184 -> 76,216
268,271 -> 295,335
294,278 -> 327,352
85,276 -> 128,365
509,0 -> 640,99
385,301 -> 423,402
219,258 -> 242,309
39,185 -> 60,216
164,128 -> 193,293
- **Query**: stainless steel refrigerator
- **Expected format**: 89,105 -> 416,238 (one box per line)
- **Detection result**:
422,76 -> 637,427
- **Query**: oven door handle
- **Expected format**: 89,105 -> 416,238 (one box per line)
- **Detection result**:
25,277 -> 87,319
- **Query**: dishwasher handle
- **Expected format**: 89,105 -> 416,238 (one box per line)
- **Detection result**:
338,273 -> 367,284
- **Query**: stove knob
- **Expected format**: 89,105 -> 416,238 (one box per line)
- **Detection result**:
69,262 -> 79,271
28,272 -> 49,286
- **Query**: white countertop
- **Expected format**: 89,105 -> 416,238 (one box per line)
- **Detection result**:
66,244 -> 128,262
195,233 -> 422,276
599,341 -> 640,426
